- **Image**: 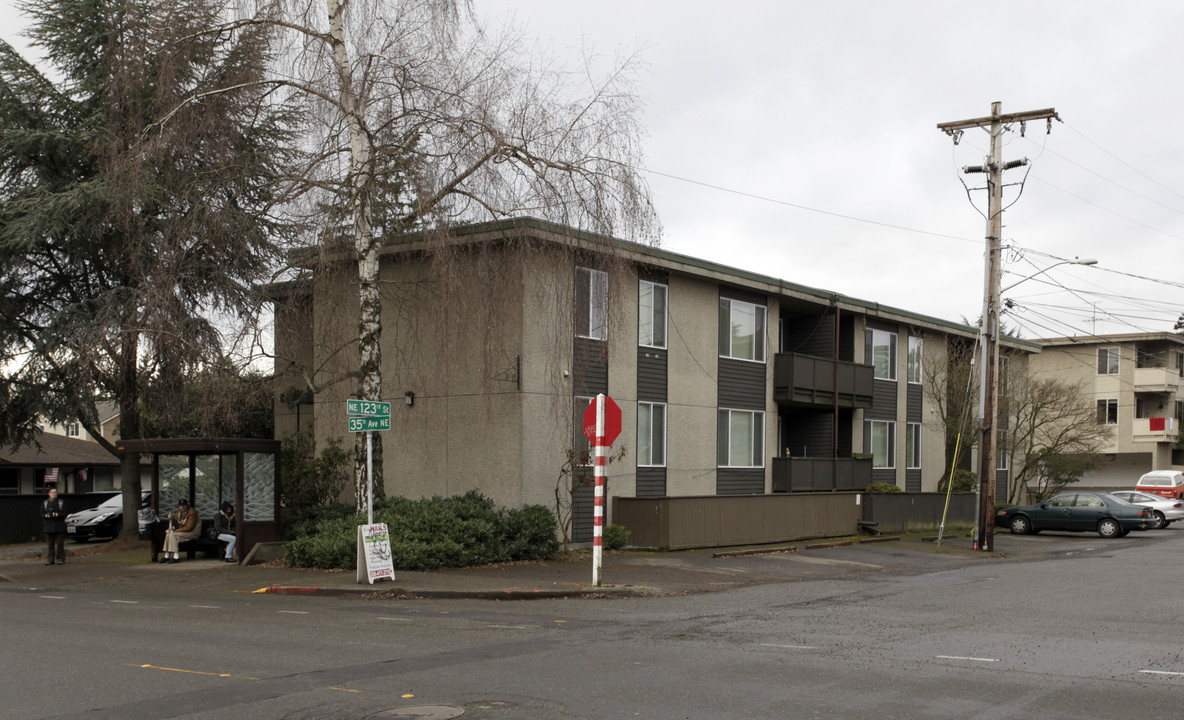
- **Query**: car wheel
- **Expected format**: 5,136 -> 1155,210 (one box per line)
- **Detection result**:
1097,518 -> 1121,538
1163,521 -> 1173,528
1153,511 -> 1167,530
1009,515 -> 1031,535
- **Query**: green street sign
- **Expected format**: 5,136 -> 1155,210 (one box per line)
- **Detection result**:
348,416 -> 391,432
347,399 -> 391,417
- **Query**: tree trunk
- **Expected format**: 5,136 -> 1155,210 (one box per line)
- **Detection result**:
118,331 -> 143,540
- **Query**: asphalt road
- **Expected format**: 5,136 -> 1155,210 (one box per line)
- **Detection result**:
5,528 -> 1184,719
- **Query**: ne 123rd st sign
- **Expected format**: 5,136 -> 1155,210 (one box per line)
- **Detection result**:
346,399 -> 391,417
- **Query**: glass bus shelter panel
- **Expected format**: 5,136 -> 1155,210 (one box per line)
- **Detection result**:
194,454 -> 224,521
159,455 -> 189,510
243,452 -> 275,522
220,454 -> 236,510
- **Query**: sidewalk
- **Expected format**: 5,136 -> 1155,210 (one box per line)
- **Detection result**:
0,532 -> 1024,600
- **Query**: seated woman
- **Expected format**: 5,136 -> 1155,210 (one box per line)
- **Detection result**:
161,498 -> 200,563
215,501 -> 237,564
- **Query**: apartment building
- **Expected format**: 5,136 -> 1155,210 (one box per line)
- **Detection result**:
1030,332 -> 1184,487
272,218 -> 1006,540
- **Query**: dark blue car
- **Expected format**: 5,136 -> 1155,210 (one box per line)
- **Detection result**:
995,492 -> 1154,538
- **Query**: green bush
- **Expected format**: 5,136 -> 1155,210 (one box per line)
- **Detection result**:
603,524 -> 630,550
865,482 -> 902,493
284,490 -> 559,570
283,503 -> 358,542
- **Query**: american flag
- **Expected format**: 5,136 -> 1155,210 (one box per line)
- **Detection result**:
45,467 -> 59,483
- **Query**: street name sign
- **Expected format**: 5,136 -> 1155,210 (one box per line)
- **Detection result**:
348,416 -> 391,432
347,399 -> 391,417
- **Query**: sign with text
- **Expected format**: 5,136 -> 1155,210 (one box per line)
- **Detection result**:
348,416 -> 391,432
347,399 -> 391,417
356,523 -> 395,585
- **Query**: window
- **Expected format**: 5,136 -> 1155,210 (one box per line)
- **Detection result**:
575,267 -> 607,340
637,402 -> 667,467
1097,347 -> 1119,375
865,328 -> 897,380
639,280 -> 667,349
997,437 -> 1009,471
717,409 -> 765,468
907,336 -> 923,384
1177,351 -> 1184,377
719,298 -> 766,362
864,420 -> 895,469
0,469 -> 17,495
1097,398 -> 1118,425
906,422 -> 921,469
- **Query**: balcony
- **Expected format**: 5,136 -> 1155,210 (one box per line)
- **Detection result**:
1134,366 -> 1181,394
771,456 -> 874,492
1132,417 -> 1180,443
773,352 -> 874,409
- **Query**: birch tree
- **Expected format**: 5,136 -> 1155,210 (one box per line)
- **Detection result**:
267,0 -> 657,511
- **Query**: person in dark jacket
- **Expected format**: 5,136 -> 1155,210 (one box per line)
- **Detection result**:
41,487 -> 67,565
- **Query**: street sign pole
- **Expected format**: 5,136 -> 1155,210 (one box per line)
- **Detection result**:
592,394 -> 606,587
367,430 -> 374,526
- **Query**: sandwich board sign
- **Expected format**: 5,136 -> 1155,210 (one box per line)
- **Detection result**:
357,523 -> 395,584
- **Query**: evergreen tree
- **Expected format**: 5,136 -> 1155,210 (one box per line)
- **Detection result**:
0,0 -> 298,535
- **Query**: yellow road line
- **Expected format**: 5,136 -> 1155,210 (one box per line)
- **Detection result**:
125,663 -> 260,680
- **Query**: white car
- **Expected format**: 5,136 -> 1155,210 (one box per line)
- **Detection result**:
1109,490 -> 1184,529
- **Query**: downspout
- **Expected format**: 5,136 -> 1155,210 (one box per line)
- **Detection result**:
833,297 -> 840,459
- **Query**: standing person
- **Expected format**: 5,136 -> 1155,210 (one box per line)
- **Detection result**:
41,487 -> 67,565
161,498 -> 200,564
215,501 -> 237,563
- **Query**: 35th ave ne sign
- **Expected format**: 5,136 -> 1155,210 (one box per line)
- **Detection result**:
347,399 -> 391,432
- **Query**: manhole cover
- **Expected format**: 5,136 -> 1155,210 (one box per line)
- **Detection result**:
366,706 -> 464,720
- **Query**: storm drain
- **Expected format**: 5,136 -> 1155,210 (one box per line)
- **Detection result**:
365,706 -> 464,719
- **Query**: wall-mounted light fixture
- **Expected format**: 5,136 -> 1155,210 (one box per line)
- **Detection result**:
405,391 -> 414,406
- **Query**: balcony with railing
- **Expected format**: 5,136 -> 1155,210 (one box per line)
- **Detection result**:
771,456 -> 874,492
773,353 -> 874,409
1134,366 -> 1182,394
1132,417 -> 1180,443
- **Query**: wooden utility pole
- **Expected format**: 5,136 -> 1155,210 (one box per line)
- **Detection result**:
937,102 -> 1059,552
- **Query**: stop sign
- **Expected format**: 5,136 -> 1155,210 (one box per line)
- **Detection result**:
583,395 -> 622,445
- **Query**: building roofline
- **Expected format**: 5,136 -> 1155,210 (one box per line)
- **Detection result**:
1035,331 -> 1184,348
286,216 -> 1040,350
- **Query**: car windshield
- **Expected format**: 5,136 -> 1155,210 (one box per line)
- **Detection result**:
96,495 -> 123,510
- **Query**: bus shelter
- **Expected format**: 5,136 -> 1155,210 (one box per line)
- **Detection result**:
116,438 -> 281,562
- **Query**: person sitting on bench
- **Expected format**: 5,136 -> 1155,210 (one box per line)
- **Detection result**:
161,498 -> 200,564
215,501 -> 237,563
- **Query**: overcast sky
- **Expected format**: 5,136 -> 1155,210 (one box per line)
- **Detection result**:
6,1 -> 1184,340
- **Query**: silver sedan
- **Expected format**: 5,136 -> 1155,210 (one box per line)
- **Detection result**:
1109,490 -> 1184,529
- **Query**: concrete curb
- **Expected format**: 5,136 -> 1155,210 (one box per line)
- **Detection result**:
256,584 -> 664,600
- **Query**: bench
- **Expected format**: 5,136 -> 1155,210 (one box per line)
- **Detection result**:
150,519 -> 225,562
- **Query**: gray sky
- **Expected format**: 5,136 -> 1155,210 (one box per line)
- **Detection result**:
6,1 -> 1184,339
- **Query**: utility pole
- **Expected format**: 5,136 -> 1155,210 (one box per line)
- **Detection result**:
937,102 -> 1059,552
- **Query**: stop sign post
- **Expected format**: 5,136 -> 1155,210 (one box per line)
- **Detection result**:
583,394 -> 620,586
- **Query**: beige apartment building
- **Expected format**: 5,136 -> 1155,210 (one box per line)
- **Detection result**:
272,218 -> 1019,541
1030,332 -> 1184,487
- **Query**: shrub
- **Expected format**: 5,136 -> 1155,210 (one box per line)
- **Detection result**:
865,482 -> 902,493
284,490 -> 560,570
602,524 -> 630,550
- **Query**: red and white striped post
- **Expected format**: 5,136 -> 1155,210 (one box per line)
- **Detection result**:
582,393 -> 621,588
591,395 -> 607,586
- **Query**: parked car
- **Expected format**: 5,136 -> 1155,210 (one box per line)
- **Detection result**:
1134,470 -> 1184,499
65,491 -> 152,541
995,492 -> 1155,538
1109,490 -> 1184,529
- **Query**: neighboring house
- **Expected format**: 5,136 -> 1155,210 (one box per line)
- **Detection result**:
1030,332 -> 1184,487
271,218 -> 1028,540
39,399 -> 121,445
0,432 -> 123,495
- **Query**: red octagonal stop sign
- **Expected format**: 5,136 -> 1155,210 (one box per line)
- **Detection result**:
583,395 -> 622,445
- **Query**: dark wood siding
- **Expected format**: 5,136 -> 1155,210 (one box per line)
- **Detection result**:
718,358 -> 766,410
637,349 -> 667,402
839,315 -> 856,362
573,337 -> 608,397
905,469 -> 922,492
872,468 -> 896,485
783,414 -> 833,459
717,468 -> 764,495
783,313 -> 835,358
636,467 -> 667,497
570,471 -> 596,543
866,379 -> 897,420
906,383 -> 923,423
